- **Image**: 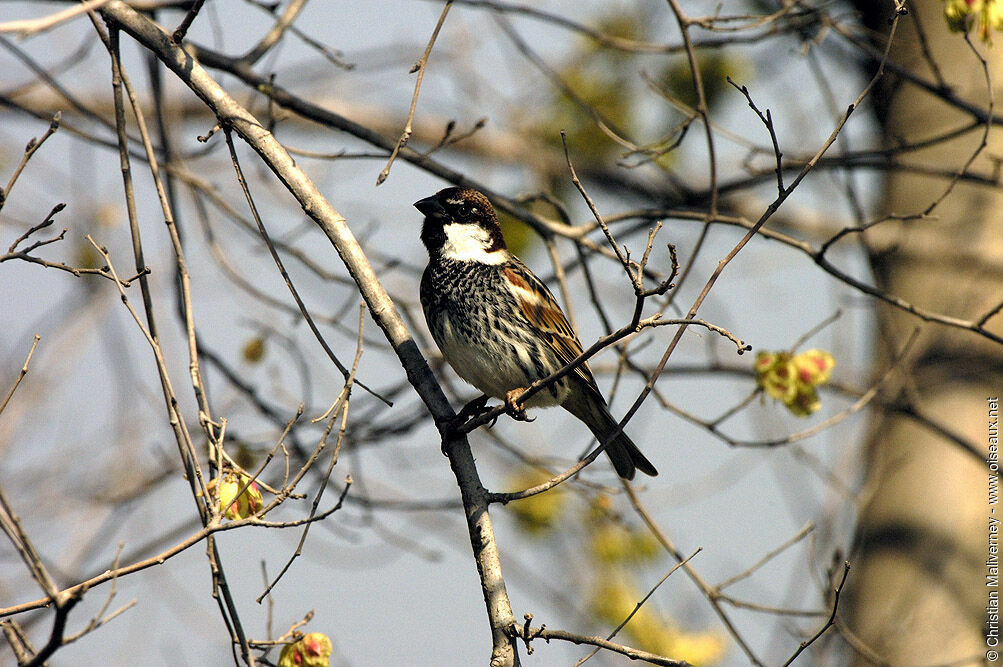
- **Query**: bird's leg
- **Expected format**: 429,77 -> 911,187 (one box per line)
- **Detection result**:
504,388 -> 535,422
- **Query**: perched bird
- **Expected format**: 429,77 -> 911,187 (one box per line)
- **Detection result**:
415,186 -> 657,480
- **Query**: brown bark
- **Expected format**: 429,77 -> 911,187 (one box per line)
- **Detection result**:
845,1 -> 1003,662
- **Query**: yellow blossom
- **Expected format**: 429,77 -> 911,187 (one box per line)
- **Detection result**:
756,349 -> 835,416
209,472 -> 264,520
278,633 -> 332,667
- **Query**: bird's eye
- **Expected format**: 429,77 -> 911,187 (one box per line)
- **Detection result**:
445,195 -> 479,220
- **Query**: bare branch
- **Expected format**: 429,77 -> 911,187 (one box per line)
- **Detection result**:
377,0 -> 454,185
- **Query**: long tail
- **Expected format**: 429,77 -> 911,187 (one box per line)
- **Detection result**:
565,392 -> 658,480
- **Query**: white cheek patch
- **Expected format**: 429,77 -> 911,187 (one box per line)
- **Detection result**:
441,223 -> 507,265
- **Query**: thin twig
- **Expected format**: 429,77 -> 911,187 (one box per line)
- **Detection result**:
717,523 -> 814,591
575,549 -> 702,665
240,0 -> 309,65
0,484 -> 60,598
103,25 -> 211,521
0,335 -> 40,417
171,0 -> 207,43
513,623 -> 693,666
257,305 -> 366,600
376,0 -> 453,185
0,112 -> 61,211
561,132 -> 636,288
781,562 -> 850,666
622,483 -> 763,665
0,0 -> 112,37
222,128 -> 391,406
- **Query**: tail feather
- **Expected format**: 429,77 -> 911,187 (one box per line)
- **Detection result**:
564,391 -> 658,480
605,429 -> 658,480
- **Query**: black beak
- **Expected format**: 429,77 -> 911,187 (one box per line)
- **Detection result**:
414,195 -> 445,218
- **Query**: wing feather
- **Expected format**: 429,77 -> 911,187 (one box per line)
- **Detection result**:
502,263 -> 602,395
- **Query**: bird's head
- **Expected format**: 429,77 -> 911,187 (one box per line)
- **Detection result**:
415,187 -> 508,263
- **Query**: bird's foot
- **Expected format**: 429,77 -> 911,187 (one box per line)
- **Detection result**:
504,389 -> 535,422
457,394 -> 492,423
443,394 -> 491,437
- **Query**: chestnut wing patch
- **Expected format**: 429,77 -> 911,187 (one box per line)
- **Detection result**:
503,265 -> 600,392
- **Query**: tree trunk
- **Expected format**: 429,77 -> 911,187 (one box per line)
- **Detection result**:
845,1 -> 1003,662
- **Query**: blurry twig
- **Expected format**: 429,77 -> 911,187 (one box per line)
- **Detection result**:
0,0 -> 112,37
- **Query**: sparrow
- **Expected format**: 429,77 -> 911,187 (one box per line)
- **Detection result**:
415,186 -> 657,480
